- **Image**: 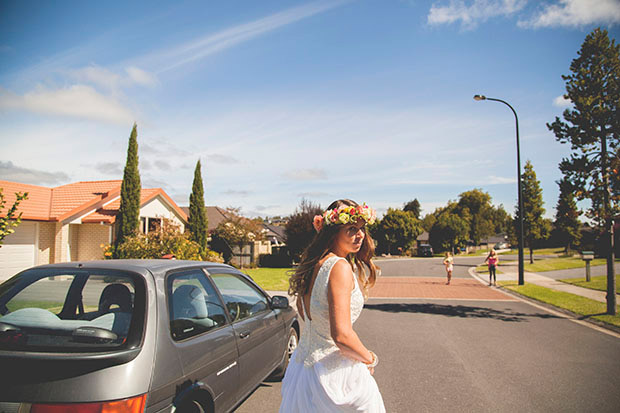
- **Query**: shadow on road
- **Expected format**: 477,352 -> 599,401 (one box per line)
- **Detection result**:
364,302 -> 561,323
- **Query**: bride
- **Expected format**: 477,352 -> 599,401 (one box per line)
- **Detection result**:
280,199 -> 385,412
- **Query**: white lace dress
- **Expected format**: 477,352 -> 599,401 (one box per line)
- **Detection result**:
279,256 -> 385,413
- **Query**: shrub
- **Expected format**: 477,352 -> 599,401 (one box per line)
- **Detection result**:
103,219 -> 223,262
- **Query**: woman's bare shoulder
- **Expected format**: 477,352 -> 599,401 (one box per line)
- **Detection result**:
329,259 -> 354,287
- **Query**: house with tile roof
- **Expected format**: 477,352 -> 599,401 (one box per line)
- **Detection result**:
0,179 -> 187,280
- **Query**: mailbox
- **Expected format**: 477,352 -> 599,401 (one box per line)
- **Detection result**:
581,251 -> 594,281
581,251 -> 594,261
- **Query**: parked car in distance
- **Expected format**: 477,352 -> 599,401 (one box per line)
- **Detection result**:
494,242 -> 510,250
0,260 -> 299,413
418,244 -> 434,257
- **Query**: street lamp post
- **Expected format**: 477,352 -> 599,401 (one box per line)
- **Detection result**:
474,94 -> 525,286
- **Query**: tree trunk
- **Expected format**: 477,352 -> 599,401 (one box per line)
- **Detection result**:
529,247 -> 534,264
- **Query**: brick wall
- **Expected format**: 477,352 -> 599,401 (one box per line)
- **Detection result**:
37,222 -> 55,265
53,223 -> 69,263
77,223 -> 110,261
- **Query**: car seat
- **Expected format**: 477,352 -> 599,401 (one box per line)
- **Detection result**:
172,285 -> 209,320
98,284 -> 132,313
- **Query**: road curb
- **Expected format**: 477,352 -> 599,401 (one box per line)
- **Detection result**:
468,266 -> 620,339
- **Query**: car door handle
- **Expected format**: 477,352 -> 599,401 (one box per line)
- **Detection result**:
239,331 -> 251,339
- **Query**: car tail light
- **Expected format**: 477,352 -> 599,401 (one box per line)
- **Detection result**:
30,394 -> 147,413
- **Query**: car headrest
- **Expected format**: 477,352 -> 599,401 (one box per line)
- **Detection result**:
98,283 -> 132,313
172,285 -> 208,320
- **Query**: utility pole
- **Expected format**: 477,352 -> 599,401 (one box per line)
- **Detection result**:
602,131 -> 616,315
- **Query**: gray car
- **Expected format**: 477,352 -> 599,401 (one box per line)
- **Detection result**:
0,259 -> 299,412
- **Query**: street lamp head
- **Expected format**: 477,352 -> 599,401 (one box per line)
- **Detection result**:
473,94 -> 486,101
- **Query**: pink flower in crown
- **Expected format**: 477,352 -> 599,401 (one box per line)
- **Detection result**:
313,215 -> 324,232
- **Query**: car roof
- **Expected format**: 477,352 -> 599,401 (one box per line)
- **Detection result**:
30,259 -> 236,280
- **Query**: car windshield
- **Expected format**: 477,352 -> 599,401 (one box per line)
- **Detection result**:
0,268 -> 144,352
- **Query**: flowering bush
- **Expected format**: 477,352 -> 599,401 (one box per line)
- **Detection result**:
102,219 -> 223,262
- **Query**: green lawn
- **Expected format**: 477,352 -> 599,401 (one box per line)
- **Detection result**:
498,281 -> 620,328
524,257 -> 611,272
475,264 -> 504,274
559,275 -> 620,294
499,248 -> 566,256
243,267 -> 292,291
5,300 -> 64,313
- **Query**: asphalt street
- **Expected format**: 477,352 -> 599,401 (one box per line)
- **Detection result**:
235,257 -> 620,413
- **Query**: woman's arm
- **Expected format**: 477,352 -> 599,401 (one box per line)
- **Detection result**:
328,260 -> 374,365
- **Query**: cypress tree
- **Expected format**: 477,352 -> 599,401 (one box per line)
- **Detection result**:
188,159 -> 208,252
115,123 -> 141,254
554,177 -> 582,254
517,161 -> 549,263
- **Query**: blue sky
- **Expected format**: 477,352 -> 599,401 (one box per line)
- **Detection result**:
1,0 -> 619,219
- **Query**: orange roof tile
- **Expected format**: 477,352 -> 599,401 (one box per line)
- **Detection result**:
1,180 -> 187,224
0,180 -> 52,221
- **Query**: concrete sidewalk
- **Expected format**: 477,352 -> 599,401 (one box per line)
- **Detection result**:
494,270 -> 616,303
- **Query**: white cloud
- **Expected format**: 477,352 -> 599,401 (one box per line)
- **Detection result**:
72,65 -> 158,90
553,95 -> 572,107
147,0 -> 351,73
0,85 -> 134,124
518,0 -> 620,28
428,0 -> 527,29
71,65 -> 122,90
283,168 -> 328,181
125,66 -> 159,87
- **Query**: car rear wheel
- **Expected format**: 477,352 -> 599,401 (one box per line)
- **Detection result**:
268,327 -> 298,381
176,397 -> 213,413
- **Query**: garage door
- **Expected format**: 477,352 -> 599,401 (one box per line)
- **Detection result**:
0,221 -> 37,281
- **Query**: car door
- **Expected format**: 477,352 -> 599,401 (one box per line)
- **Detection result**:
166,269 -> 239,412
208,271 -> 285,399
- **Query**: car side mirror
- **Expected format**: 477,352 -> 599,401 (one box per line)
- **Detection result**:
271,295 -> 289,309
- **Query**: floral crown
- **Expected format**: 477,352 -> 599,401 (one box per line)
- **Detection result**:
312,203 -> 377,233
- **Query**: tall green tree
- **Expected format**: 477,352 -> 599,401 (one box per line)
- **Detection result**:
373,208 -> 422,255
188,159 -> 208,252
517,161 -> 550,263
554,177 -> 582,253
403,198 -> 421,219
456,189 -> 495,245
429,203 -> 469,253
547,27 -> 618,314
115,123 -> 141,255
0,189 -> 28,246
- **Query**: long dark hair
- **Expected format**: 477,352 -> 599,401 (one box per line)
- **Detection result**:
288,199 -> 378,298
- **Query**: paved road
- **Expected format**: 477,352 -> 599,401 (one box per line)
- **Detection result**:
235,258 -> 620,413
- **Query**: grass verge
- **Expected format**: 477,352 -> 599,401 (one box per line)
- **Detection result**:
475,264 -> 504,274
243,267 -> 292,291
498,281 -> 620,328
559,275 -> 620,294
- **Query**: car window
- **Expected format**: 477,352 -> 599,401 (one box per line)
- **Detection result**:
167,270 -> 228,341
209,273 -> 269,322
0,269 -> 142,352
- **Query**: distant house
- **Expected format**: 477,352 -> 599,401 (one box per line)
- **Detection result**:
0,180 -> 187,280
416,231 -> 430,250
263,223 -> 286,247
180,206 -> 229,233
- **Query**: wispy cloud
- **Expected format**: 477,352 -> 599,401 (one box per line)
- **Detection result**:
145,0 -> 351,73
553,95 -> 572,107
0,160 -> 70,185
518,0 -> 620,28
283,168 -> 327,181
222,190 -> 252,196
206,154 -> 240,164
71,65 -> 159,91
0,85 -> 135,124
93,162 -> 123,176
428,0 -> 527,29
